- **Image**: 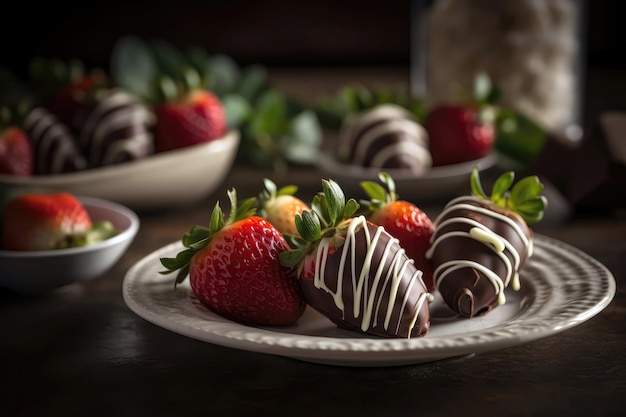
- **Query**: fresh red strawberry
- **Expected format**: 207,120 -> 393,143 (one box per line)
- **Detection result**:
28,57 -> 108,130
426,168 -> 547,317
0,126 -> 33,176
280,179 -> 431,338
257,178 -> 311,237
425,73 -> 498,166
425,104 -> 494,166
153,89 -> 226,152
360,172 -> 435,292
160,189 -> 305,326
1,192 -> 118,251
48,72 -> 108,129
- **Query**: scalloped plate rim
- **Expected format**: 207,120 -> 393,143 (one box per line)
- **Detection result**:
122,234 -> 615,366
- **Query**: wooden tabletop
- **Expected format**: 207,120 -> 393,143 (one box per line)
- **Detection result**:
1,68 -> 625,416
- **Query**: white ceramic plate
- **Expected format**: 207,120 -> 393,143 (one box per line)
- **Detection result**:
0,131 -> 239,212
122,234 -> 615,367
316,152 -> 497,201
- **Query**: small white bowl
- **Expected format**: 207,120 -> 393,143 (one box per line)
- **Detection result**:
0,130 -> 240,211
0,196 -> 139,295
317,152 -> 497,201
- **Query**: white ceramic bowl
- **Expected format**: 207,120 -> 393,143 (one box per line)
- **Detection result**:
0,196 -> 139,295
317,152 -> 497,202
0,130 -> 240,211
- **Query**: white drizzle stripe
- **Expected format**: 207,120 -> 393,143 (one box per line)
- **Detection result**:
434,260 -> 507,305
313,216 -> 427,336
338,105 -> 412,159
352,118 -> 428,165
436,196 -> 530,248
23,108 -> 77,174
369,141 -> 432,170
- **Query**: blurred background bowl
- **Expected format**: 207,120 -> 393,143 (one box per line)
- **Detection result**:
317,152 -> 497,202
0,130 -> 239,212
0,196 -> 139,295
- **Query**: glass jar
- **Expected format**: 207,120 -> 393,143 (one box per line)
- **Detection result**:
411,0 -> 587,142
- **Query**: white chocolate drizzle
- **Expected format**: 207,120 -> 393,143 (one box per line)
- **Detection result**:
313,216 -> 429,337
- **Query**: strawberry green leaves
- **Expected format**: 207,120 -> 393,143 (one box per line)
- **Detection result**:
279,179 -> 359,270
470,167 -> 547,224
359,172 -> 400,211
160,188 -> 257,286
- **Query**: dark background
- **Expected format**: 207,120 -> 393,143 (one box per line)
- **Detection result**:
1,0 -> 625,75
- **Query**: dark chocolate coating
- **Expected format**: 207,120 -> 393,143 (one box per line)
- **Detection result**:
22,107 -> 87,175
339,105 -> 430,171
77,88 -> 154,167
301,222 -> 430,338
430,197 -> 532,317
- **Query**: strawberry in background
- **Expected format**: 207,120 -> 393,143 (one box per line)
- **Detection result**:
425,73 -> 498,166
359,172 -> 435,292
28,57 -> 108,131
2,192 -> 118,251
153,86 -> 226,152
0,105 -> 33,176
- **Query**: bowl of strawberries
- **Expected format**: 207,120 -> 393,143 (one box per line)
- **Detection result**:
0,55 -> 239,212
0,192 -> 139,295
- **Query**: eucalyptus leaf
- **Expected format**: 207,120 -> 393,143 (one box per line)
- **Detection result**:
111,35 -> 157,102
290,110 -> 322,146
237,65 -> 268,101
222,94 -> 251,129
248,90 -> 287,136
150,39 -> 188,81
207,54 -> 240,96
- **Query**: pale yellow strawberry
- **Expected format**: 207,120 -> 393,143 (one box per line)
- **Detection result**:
258,179 -> 310,237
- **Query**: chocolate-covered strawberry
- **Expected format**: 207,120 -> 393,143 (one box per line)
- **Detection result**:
426,168 -> 547,317
22,107 -> 87,174
280,179 -> 431,338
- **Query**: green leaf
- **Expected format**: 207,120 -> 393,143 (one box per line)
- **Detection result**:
222,94 -> 251,129
491,171 -> 515,202
248,90 -> 287,137
360,181 -> 386,202
237,64 -> 268,101
322,179 -> 345,226
284,110 -> 322,164
185,46 -> 212,87
207,54 -> 240,96
473,72 -> 492,103
182,225 -> 210,247
279,250 -> 305,268
209,202 -> 225,235
295,211 -> 322,242
470,167 -> 488,199
495,109 -> 547,165
510,175 -> 544,204
277,185 -> 298,197
150,39 -> 188,81
344,199 -> 360,219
